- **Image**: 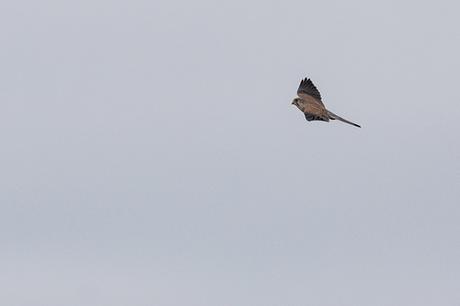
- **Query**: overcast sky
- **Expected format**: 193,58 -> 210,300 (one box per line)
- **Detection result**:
1,0 -> 459,305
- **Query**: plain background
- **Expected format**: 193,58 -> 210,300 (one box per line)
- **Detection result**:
1,0 -> 459,305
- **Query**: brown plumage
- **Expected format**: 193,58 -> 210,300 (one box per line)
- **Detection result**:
292,78 -> 361,128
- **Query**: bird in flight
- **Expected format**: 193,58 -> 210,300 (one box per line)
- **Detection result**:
292,78 -> 361,128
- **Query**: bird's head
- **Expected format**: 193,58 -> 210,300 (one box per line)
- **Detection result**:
292,98 -> 300,106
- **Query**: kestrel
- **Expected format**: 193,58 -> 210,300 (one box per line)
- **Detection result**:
292,78 -> 361,128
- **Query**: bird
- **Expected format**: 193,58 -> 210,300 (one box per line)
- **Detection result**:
292,78 -> 361,128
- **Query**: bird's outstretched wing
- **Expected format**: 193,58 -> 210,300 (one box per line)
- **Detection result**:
297,78 -> 322,102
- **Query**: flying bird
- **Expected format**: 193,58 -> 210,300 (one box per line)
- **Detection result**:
292,78 -> 361,128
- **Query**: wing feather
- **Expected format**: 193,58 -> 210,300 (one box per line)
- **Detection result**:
297,78 -> 322,102
304,113 -> 329,122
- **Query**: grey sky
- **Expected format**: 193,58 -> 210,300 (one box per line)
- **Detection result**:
1,0 -> 459,305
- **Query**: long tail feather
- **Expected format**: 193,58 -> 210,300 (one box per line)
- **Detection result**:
327,110 -> 361,128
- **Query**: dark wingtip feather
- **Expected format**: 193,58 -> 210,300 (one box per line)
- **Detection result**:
297,77 -> 322,101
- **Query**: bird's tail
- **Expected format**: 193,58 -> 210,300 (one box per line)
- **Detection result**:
327,110 -> 361,128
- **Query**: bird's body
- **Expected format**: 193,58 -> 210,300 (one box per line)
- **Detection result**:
295,95 -> 329,121
292,78 -> 361,128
